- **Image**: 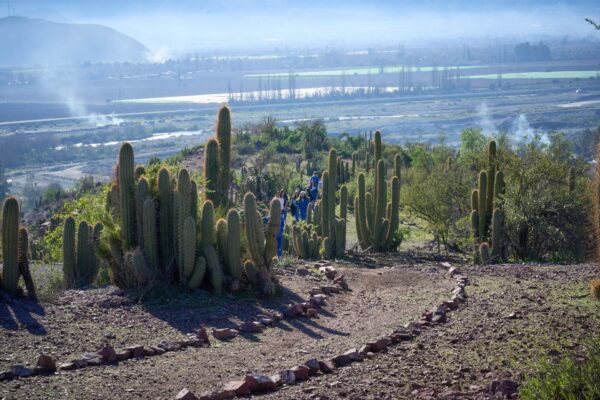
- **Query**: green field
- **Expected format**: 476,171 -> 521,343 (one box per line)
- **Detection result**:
246,65 -> 485,78
467,70 -> 600,80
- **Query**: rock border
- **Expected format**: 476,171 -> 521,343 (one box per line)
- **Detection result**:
0,261 -> 349,383
175,263 -> 469,400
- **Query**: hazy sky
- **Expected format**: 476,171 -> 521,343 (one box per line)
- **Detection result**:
9,0 -> 600,54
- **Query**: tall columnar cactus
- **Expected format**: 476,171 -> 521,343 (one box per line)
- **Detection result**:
351,152 -> 358,176
216,106 -> 232,207
374,130 -> 382,164
394,153 -> 402,181
471,140 -> 505,264
181,216 -> 196,282
76,221 -> 92,286
225,209 -> 242,281
175,169 -> 193,277
354,156 -> 401,252
243,192 -> 280,295
200,200 -> 224,294
157,168 -> 173,271
118,143 -> 136,250
2,197 -> 19,294
204,139 -> 219,204
18,227 -> 37,300
143,199 -> 159,273
135,177 -> 150,249
63,216 -> 76,286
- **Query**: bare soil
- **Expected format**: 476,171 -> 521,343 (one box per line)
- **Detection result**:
0,253 -> 457,399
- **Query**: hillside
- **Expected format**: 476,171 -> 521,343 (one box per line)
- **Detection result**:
0,16 -> 149,66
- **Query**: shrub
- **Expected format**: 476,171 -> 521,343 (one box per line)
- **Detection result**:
519,344 -> 600,399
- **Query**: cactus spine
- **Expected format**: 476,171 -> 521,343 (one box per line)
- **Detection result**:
2,197 -> 19,294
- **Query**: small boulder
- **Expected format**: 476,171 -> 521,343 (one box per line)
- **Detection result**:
283,303 -> 304,318
212,328 -> 239,341
116,349 -> 132,361
259,317 -> 274,326
280,369 -> 296,385
176,388 -> 199,400
244,373 -> 277,392
152,346 -> 166,355
309,294 -> 327,306
358,344 -> 371,355
305,308 -> 319,318
318,359 -> 335,373
197,327 -> 210,343
142,347 -> 156,357
368,337 -> 392,352
0,371 -> 13,381
291,365 -> 310,381
36,354 -> 56,372
432,313 -> 447,323
238,321 -> 265,333
9,364 -> 32,377
223,380 -> 250,396
296,267 -> 310,276
97,345 -> 118,363
486,380 -> 520,397
448,267 -> 460,277
270,374 -> 283,387
304,358 -> 320,375
58,362 -> 77,371
125,345 -> 145,358
320,285 -> 341,295
332,353 -> 352,367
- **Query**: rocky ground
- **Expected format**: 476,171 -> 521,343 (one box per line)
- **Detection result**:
0,253 -> 463,399
261,262 -> 600,400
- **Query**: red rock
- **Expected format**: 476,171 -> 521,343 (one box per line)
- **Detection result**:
197,327 -> 210,343
97,345 -> 117,363
125,345 -> 145,358
244,373 -> 277,392
332,353 -> 352,367
58,362 -> 77,371
291,365 -> 310,381
358,344 -> 371,355
223,380 -> 250,396
343,348 -> 361,361
280,369 -> 296,385
304,358 -> 320,375
368,337 -> 391,352
143,347 -> 156,357
296,267 -> 310,276
238,321 -> 265,333
36,354 -> 56,372
318,360 -> 335,373
391,333 -> 413,342
337,280 -> 349,291
309,294 -> 327,306
152,346 -> 166,355
305,308 -> 319,318
283,303 -> 304,317
212,328 -> 239,341
176,388 -> 199,400
443,300 -> 459,310
432,313 -> 447,323
270,374 -> 283,386
320,285 -> 341,295
308,288 -> 324,296
116,350 -> 132,361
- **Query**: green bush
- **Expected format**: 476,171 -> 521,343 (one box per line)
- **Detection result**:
520,344 -> 600,400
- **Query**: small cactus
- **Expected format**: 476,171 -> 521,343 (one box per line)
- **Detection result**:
1,197 -> 19,294
63,216 -> 76,287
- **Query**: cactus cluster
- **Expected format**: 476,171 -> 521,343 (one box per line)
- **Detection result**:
1,197 -> 36,299
62,217 -> 102,288
471,140 -> 505,264
92,139 -> 243,294
204,106 -> 232,207
291,223 -> 322,259
354,132 -> 401,252
243,192 -> 280,295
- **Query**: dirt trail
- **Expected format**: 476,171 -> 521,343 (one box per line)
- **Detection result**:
0,257 -> 455,399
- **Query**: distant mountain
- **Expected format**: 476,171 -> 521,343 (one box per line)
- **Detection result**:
0,16 -> 149,66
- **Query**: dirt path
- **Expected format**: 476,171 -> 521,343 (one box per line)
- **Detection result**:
260,263 -> 600,400
0,256 -> 455,399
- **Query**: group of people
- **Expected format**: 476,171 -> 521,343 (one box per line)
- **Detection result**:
272,171 -> 321,256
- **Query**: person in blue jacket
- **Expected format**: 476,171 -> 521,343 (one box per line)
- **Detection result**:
309,182 -> 318,203
310,171 -> 319,190
276,207 -> 286,257
297,191 -> 310,221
